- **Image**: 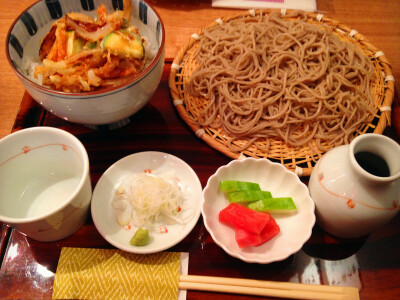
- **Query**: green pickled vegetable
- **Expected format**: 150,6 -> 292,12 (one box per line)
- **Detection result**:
248,197 -> 297,213
228,190 -> 272,203
219,180 -> 261,193
130,227 -> 150,246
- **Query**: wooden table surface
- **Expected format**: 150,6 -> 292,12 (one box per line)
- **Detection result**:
1,1 -> 400,299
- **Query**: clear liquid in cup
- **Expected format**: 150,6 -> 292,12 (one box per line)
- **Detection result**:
17,172 -> 81,218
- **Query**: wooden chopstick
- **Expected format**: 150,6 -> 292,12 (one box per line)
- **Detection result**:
179,275 -> 359,300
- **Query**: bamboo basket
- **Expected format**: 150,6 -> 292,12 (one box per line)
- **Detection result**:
169,9 -> 394,176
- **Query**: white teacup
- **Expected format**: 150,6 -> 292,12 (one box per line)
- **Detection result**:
0,127 -> 92,241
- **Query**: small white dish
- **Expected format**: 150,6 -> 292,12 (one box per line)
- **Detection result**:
202,158 -> 316,264
91,151 -> 202,254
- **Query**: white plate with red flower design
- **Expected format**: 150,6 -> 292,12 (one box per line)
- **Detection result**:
92,151 -> 202,253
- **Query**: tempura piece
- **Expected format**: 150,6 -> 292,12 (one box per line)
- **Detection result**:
35,0 -> 147,92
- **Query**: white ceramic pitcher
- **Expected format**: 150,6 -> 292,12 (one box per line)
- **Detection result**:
309,133 -> 400,238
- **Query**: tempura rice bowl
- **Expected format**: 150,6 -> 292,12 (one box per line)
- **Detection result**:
6,0 -> 165,127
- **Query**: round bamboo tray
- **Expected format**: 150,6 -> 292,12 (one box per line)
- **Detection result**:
169,9 -> 394,176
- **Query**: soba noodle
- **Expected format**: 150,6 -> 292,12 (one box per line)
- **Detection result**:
187,11 -> 374,153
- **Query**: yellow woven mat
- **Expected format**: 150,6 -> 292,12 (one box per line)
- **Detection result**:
53,248 -> 181,300
169,9 -> 394,176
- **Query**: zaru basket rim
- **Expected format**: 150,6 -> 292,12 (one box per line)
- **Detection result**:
168,9 -> 394,177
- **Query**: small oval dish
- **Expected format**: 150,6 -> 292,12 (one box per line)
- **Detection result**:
91,151 -> 202,254
202,158 -> 315,264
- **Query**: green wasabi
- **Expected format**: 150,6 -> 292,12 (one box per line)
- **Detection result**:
130,227 -> 150,246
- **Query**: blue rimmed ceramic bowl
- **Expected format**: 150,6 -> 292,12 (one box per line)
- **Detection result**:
6,0 -> 165,128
